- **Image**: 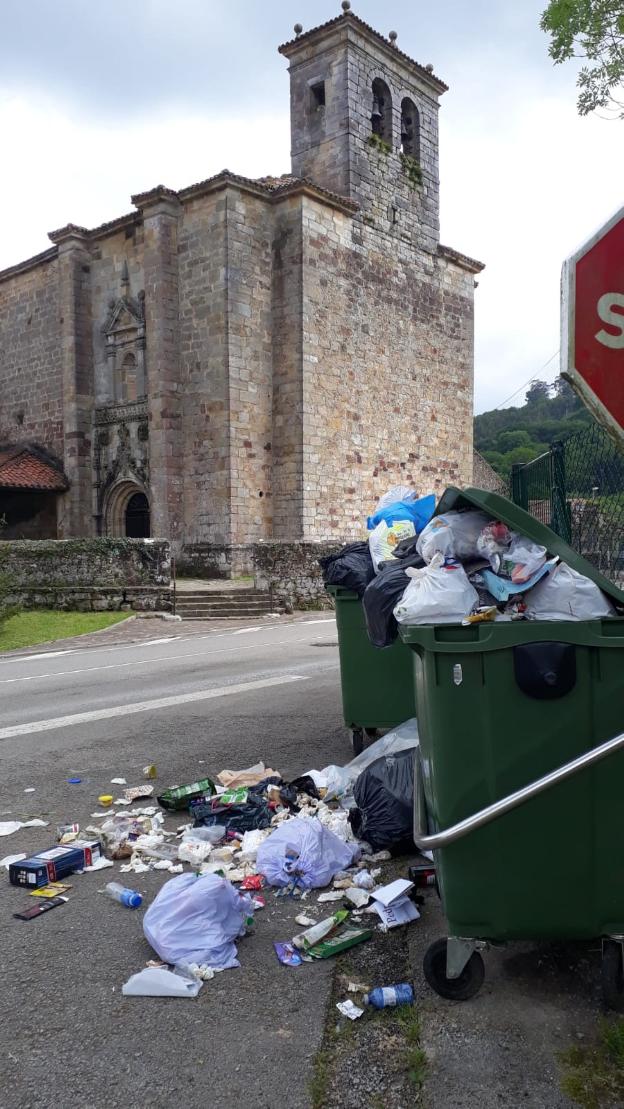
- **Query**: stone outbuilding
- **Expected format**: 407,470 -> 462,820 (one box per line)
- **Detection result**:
0,8 -> 483,574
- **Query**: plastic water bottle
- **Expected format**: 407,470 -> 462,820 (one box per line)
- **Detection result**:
106,881 -> 142,909
363,984 -> 414,1009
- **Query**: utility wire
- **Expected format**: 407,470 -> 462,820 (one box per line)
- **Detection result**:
493,350 -> 560,411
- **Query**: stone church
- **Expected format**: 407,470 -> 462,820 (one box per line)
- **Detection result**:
0,6 -> 482,576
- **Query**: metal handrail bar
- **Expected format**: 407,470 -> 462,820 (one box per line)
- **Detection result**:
415,731 -> 624,850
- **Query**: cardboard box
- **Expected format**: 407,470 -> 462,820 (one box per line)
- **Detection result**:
9,840 -> 102,889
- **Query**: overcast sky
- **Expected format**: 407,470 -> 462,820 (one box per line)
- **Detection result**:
2,0 -> 623,413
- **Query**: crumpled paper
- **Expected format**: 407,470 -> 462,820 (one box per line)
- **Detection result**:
122,967 -> 203,998
0,819 -> 48,837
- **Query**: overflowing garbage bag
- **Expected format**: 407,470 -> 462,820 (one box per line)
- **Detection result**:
525,562 -> 617,621
316,718 -> 419,806
417,510 -> 491,564
256,818 -> 359,889
191,786 -> 272,833
349,748 -> 415,853
394,554 -> 479,626
143,873 -> 254,970
362,553 -> 424,647
318,542 -> 375,598
368,494 -> 436,572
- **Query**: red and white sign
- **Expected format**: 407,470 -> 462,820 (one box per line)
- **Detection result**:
562,206 -> 624,446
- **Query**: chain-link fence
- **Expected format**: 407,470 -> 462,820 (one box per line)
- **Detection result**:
510,421 -> 624,585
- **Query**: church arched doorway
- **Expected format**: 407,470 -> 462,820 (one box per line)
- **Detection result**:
104,481 -> 150,538
125,492 -> 150,538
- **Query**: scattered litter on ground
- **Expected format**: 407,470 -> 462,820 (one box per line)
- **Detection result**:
9,840 -> 102,888
106,881 -> 142,907
345,887 -> 370,909
143,764 -> 157,779
29,881 -> 71,898
66,778 -> 81,785
110,778 -> 126,785
124,785 -> 154,802
346,980 -> 371,993
0,853 -> 26,869
217,762 -> 280,789
257,818 -> 359,889
318,890 -> 346,903
295,913 -> 317,927
158,777 -> 216,811
122,967 -> 203,997
336,1000 -> 364,1020
84,856 -> 114,872
371,880 -> 420,929
90,810 -> 113,818
14,895 -> 68,920
23,788 -> 35,794
0,819 -> 49,837
274,941 -> 303,967
363,983 -> 414,1009
98,794 -> 113,807
57,822 -> 80,844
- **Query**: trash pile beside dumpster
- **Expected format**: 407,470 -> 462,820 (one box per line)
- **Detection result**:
4,723 -> 429,999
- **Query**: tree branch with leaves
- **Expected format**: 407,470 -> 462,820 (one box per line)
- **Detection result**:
541,0 -> 624,116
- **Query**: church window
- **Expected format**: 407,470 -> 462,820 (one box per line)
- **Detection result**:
400,97 -> 420,158
371,78 -> 392,141
120,352 -> 137,403
311,81 -> 326,109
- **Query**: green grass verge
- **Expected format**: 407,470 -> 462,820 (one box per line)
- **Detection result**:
0,610 -> 130,652
560,1018 -> 624,1108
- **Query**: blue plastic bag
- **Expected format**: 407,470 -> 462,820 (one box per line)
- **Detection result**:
256,818 -> 359,889
367,494 -> 435,534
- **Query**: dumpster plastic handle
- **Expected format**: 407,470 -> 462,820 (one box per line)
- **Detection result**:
414,730 -> 624,850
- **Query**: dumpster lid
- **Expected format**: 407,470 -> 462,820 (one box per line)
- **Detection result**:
435,486 -> 624,608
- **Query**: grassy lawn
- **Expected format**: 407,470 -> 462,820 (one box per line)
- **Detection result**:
0,609 -> 130,652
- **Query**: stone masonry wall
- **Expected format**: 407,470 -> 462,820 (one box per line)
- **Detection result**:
0,256 -> 63,459
252,540 -> 337,609
299,196 -> 475,540
179,192 -> 231,547
0,537 -> 170,587
226,189 -> 274,543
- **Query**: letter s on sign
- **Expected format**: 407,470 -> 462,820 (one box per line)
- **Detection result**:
596,292 -> 624,349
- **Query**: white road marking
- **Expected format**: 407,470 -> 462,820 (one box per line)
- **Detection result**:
0,649 -> 76,664
0,635 -> 333,685
0,674 -> 308,740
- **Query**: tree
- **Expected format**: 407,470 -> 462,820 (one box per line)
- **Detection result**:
497,429 -> 534,451
541,0 -> 624,117
525,379 -> 552,405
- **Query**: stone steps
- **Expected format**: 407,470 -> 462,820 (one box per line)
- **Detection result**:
173,589 -> 281,620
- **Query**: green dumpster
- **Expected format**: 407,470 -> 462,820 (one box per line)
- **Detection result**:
399,486 -> 624,1007
327,585 -> 416,754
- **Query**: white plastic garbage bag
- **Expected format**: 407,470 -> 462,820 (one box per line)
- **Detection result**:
122,966 -> 203,998
319,718 -> 419,804
143,873 -> 253,970
502,537 -> 547,584
394,557 -> 478,625
256,818 -> 359,888
373,485 -> 418,512
369,519 -> 416,572
417,510 -> 492,564
525,562 -> 617,621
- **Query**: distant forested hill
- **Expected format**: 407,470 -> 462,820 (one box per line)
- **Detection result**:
474,378 -> 591,478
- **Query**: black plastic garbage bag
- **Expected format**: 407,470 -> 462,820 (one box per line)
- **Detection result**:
362,554 -> 424,648
190,792 -> 272,833
319,542 -> 375,598
349,748 -> 414,853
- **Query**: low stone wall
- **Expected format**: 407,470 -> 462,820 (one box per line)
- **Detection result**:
252,541 -> 340,610
0,538 -> 172,612
176,543 -> 255,580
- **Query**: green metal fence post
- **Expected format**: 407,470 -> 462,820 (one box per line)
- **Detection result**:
511,463 -> 528,510
551,440 -> 572,542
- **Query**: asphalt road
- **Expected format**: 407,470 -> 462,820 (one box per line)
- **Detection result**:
0,617 -> 348,1109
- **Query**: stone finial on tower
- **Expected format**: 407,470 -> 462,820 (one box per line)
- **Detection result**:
294,23 -> 303,36
389,30 -> 398,44
341,1 -> 351,11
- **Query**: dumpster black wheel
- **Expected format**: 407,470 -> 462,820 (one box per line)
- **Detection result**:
602,941 -> 624,1012
351,728 -> 365,755
364,728 -> 379,741
423,938 -> 485,1001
